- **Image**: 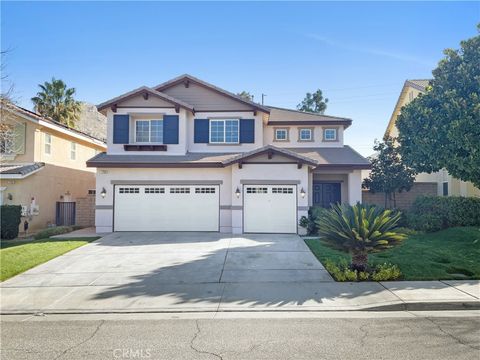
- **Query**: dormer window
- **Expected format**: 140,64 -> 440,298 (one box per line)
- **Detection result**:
135,119 -> 163,143
274,128 -> 289,141
324,128 -> 337,141
209,119 -> 239,144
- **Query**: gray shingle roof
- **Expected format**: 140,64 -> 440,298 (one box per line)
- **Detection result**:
288,146 -> 371,168
406,79 -> 431,92
87,145 -> 370,169
0,162 -> 45,176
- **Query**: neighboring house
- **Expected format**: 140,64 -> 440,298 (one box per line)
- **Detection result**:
88,74 -> 370,234
0,100 -> 106,232
385,79 -> 480,197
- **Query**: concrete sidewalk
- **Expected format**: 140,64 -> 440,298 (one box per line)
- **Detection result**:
1,280 -> 478,314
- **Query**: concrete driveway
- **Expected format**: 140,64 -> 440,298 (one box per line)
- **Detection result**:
5,232 -> 380,312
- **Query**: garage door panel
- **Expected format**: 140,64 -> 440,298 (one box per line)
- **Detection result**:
244,185 -> 297,234
114,185 -> 219,232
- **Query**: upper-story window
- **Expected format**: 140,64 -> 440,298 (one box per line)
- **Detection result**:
323,128 -> 337,141
0,124 -> 14,154
298,128 -> 313,141
210,119 -> 239,144
135,119 -> 163,143
274,128 -> 289,141
70,142 -> 77,160
44,133 -> 52,155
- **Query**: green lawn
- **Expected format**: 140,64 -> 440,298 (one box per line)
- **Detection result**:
305,227 -> 480,281
0,237 -> 99,282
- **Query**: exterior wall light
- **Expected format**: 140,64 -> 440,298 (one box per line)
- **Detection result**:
100,187 -> 107,198
235,187 -> 241,198
300,187 -> 306,198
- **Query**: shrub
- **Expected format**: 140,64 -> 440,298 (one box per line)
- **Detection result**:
371,263 -> 402,281
324,259 -> 402,282
0,205 -> 22,240
33,225 -> 80,240
299,206 -> 329,235
407,196 -> 480,232
317,203 -> 407,271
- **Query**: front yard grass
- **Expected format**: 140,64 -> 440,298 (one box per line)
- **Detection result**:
305,227 -> 480,281
0,237 -> 99,282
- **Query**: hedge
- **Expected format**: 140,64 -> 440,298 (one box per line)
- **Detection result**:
407,196 -> 480,232
34,225 -> 83,240
1,205 -> 22,240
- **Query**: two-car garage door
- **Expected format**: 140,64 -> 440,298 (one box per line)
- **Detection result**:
114,184 -> 298,233
114,185 -> 219,231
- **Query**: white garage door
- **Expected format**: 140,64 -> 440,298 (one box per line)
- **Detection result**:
114,185 -> 219,231
243,185 -> 297,234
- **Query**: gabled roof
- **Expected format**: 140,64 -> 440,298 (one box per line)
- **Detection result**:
266,106 -> 352,127
153,74 -> 271,114
384,79 -> 432,138
0,162 -> 45,179
96,86 -> 195,113
222,145 -> 318,167
1,100 -> 106,146
405,79 -> 430,92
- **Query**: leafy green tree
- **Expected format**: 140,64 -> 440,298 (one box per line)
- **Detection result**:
297,89 -> 328,114
363,137 -> 416,209
31,78 -> 81,127
237,91 -> 254,101
317,203 -> 406,271
397,27 -> 480,187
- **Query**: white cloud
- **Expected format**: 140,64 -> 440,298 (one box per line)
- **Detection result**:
306,33 -> 434,67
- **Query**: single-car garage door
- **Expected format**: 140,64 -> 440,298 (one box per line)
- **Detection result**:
114,185 -> 219,231
243,185 -> 297,234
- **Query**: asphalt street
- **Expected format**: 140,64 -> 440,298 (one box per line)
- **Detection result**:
1,312 -> 479,360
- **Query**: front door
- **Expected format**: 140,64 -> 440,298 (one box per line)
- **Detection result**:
313,182 -> 341,208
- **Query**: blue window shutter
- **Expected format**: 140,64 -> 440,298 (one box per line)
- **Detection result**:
240,119 -> 255,143
194,119 -> 209,143
113,115 -> 129,144
163,115 -> 179,144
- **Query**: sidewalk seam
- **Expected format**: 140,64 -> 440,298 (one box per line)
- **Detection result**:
439,280 -> 479,300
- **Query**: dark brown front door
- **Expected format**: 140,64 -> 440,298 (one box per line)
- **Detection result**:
313,182 -> 341,208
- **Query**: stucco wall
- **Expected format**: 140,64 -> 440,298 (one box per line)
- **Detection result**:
263,125 -> 344,148
1,165 -> 96,231
94,163 -> 310,234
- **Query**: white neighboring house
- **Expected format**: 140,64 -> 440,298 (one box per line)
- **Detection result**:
88,74 -> 370,234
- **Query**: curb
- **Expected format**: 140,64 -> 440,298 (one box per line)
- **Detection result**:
2,301 -> 479,315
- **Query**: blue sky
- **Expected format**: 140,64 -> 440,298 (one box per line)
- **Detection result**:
2,1 -> 479,155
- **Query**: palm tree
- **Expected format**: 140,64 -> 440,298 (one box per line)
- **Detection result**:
316,203 -> 406,271
31,78 -> 81,128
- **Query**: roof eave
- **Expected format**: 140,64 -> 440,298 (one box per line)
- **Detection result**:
154,75 -> 271,114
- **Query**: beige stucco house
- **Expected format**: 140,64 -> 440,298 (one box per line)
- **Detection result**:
88,74 -> 370,234
385,79 -> 480,197
0,101 -> 106,232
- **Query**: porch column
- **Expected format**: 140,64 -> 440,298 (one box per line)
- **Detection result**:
347,170 -> 362,205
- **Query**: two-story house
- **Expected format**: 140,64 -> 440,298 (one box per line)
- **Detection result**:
88,74 -> 370,234
385,79 -> 480,197
0,100 -> 106,231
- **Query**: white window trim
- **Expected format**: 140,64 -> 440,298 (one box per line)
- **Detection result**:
324,128 -> 338,141
274,128 -> 289,142
209,119 -> 240,144
44,133 -> 52,155
134,119 -> 164,144
299,128 -> 313,141
70,142 -> 77,160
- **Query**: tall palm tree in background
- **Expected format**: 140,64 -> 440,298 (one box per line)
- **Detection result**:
31,78 -> 81,128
